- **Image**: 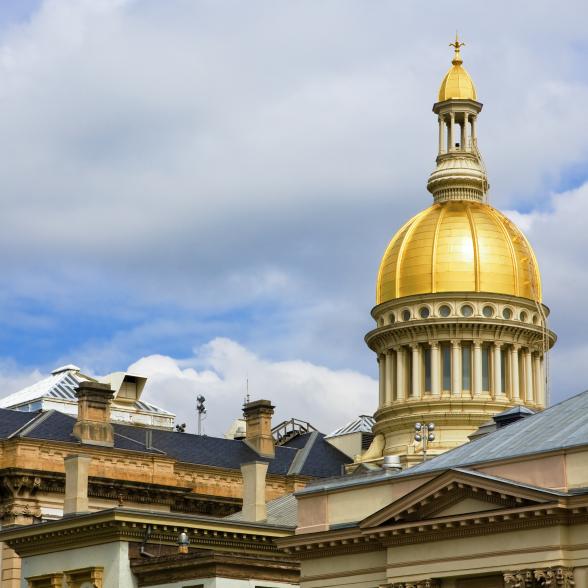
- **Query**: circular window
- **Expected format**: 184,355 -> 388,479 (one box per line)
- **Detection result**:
438,305 -> 451,318
519,311 -> 528,322
389,312 -> 396,324
402,309 -> 411,321
419,307 -> 430,319
461,305 -> 474,318
502,308 -> 513,320
482,305 -> 494,318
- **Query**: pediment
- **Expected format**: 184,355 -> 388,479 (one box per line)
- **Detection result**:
361,468 -> 561,529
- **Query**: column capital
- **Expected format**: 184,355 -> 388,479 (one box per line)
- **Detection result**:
494,341 -> 504,349
511,343 -> 521,352
409,342 -> 420,351
430,340 -> 439,349
473,339 -> 483,348
450,339 -> 461,348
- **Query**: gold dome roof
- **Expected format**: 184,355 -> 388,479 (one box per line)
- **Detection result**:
376,201 -> 542,304
438,39 -> 477,101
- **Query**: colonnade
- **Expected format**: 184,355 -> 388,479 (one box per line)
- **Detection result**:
377,340 -> 545,408
437,111 -> 477,154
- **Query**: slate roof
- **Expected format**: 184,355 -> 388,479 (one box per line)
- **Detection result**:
298,389 -> 588,495
0,407 -> 351,478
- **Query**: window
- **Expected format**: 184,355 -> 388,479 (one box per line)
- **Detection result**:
502,307 -> 513,320
482,344 -> 490,392
501,348 -> 507,394
442,343 -> 451,391
462,344 -> 472,391
519,311 -> 527,322
424,347 -> 432,392
483,305 -> 494,318
389,312 -> 396,324
439,305 -> 451,317
419,306 -> 430,319
402,309 -> 411,321
461,305 -> 474,317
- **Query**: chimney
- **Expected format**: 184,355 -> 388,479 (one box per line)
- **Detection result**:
73,381 -> 115,447
243,399 -> 275,458
63,455 -> 92,516
240,461 -> 268,522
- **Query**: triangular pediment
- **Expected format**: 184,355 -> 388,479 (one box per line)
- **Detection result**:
361,468 -> 562,529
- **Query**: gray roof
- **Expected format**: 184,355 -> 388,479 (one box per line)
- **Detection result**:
298,389 -> 588,495
225,492 -> 297,527
408,389 -> 588,475
327,415 -> 375,437
0,407 -> 350,477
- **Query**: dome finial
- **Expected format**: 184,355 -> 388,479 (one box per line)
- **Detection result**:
449,32 -> 465,66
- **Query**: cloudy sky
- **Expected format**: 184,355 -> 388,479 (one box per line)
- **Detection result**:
0,0 -> 587,435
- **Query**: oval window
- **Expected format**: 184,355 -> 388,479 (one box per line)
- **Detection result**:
438,305 -> 451,318
402,309 -> 411,321
519,311 -> 527,322
389,312 -> 396,324
502,308 -> 513,320
461,305 -> 474,318
482,305 -> 494,318
419,307 -> 430,319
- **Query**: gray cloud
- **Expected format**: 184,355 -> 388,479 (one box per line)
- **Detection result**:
0,0 -> 587,410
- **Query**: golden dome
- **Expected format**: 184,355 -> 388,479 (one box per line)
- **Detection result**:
438,39 -> 477,101
376,201 -> 542,304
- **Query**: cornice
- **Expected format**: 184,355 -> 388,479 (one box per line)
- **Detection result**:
278,505 -> 588,559
1,508 -> 294,558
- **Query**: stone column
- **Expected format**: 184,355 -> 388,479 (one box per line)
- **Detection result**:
411,344 -> 421,398
431,341 -> 441,396
540,355 -> 546,407
378,354 -> 385,407
385,350 -> 395,404
510,345 -> 520,401
396,347 -> 406,401
533,353 -> 543,406
438,115 -> 445,154
473,340 -> 482,396
451,340 -> 461,396
471,115 -> 477,143
460,115 -> 467,149
448,112 -> 455,150
524,349 -> 534,403
493,342 -> 503,397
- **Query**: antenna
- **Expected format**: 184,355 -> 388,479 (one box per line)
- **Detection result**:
196,395 -> 206,435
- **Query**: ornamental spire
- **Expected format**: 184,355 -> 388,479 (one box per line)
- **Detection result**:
449,33 -> 465,66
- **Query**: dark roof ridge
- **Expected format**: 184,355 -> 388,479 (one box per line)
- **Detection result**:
287,431 -> 320,476
8,410 -> 54,439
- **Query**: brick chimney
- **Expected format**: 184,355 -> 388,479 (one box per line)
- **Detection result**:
73,381 -> 115,447
240,461 -> 268,522
63,455 -> 91,515
243,399 -> 275,458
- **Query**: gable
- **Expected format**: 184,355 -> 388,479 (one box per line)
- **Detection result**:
360,468 -> 562,530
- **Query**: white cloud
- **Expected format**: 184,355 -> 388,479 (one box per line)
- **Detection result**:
130,337 -> 377,436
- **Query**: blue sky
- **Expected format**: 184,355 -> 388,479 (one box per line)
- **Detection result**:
1,0 -> 588,433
